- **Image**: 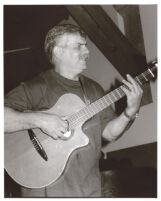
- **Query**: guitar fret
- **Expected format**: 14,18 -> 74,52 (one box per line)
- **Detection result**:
100,100 -> 105,109
99,98 -> 106,109
71,113 -> 86,127
148,68 -> 155,78
93,102 -> 100,113
96,100 -> 103,111
111,91 -> 118,101
103,97 -> 109,107
83,107 -> 90,116
80,108 -> 90,121
83,104 -> 95,121
86,107 -> 93,117
107,94 -> 114,104
113,90 -> 120,99
87,107 -> 94,119
118,87 -> 125,96
115,88 -> 122,98
142,73 -> 148,81
88,104 -> 96,115
135,76 -> 142,85
138,73 -> 147,84
68,63 -> 157,129
103,96 -> 110,106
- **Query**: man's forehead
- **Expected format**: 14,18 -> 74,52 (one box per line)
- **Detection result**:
56,32 -> 86,46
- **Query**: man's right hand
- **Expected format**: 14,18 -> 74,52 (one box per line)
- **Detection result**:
35,112 -> 68,140
4,107 -> 68,140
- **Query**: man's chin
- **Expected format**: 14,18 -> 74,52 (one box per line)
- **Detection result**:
80,63 -> 87,70
73,64 -> 87,73
79,66 -> 87,73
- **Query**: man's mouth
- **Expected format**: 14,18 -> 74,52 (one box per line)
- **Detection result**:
80,55 -> 89,62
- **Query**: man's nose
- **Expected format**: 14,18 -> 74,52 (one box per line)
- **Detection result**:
83,45 -> 90,55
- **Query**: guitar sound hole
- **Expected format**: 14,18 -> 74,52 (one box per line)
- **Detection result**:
62,129 -> 73,140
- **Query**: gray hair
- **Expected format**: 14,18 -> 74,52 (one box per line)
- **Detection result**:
44,24 -> 86,64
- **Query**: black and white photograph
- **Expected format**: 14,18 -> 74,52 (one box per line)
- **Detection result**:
3,3 -> 157,198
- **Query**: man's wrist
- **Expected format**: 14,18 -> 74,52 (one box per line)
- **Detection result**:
123,108 -> 139,121
24,112 -> 42,129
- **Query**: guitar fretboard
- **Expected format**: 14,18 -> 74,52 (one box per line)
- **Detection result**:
68,65 -> 157,129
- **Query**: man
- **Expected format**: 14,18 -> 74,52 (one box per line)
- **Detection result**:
4,24 -> 143,197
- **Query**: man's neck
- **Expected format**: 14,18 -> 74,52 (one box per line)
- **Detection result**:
54,67 -> 80,81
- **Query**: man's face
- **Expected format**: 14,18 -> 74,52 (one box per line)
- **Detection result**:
56,32 -> 90,74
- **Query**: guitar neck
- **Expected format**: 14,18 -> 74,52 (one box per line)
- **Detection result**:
68,65 -> 157,129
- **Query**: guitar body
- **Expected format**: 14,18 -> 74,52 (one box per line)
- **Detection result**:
5,94 -> 89,188
5,61 -> 157,189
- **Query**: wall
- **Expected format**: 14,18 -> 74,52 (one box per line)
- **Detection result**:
62,5 -> 157,152
102,5 -> 157,153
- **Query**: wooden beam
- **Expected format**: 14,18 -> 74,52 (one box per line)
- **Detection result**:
65,5 -> 152,105
65,5 -> 147,77
113,5 -> 146,59
113,5 -> 152,105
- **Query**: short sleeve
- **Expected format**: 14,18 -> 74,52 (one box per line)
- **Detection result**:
4,74 -> 47,111
5,83 -> 33,111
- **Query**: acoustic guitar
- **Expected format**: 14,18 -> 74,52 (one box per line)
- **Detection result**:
4,60 -> 157,188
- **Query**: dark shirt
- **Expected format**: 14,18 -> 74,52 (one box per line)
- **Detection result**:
5,69 -> 117,197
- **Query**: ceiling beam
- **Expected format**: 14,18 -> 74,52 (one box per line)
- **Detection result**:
65,5 -> 152,105
113,5 -> 152,105
65,5 -> 148,78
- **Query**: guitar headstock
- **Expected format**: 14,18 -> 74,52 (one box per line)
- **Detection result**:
148,59 -> 157,80
134,59 -> 157,86
148,59 -> 157,67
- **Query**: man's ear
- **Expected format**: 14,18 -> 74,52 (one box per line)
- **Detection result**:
53,46 -> 63,58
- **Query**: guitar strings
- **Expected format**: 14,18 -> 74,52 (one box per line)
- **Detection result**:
68,66 -> 156,128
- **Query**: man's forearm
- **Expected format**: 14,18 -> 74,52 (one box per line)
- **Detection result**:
102,111 -> 136,141
4,107 -> 38,133
4,107 -> 68,140
102,72 -> 143,141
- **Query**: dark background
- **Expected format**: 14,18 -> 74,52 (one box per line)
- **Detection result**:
4,5 -> 157,198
